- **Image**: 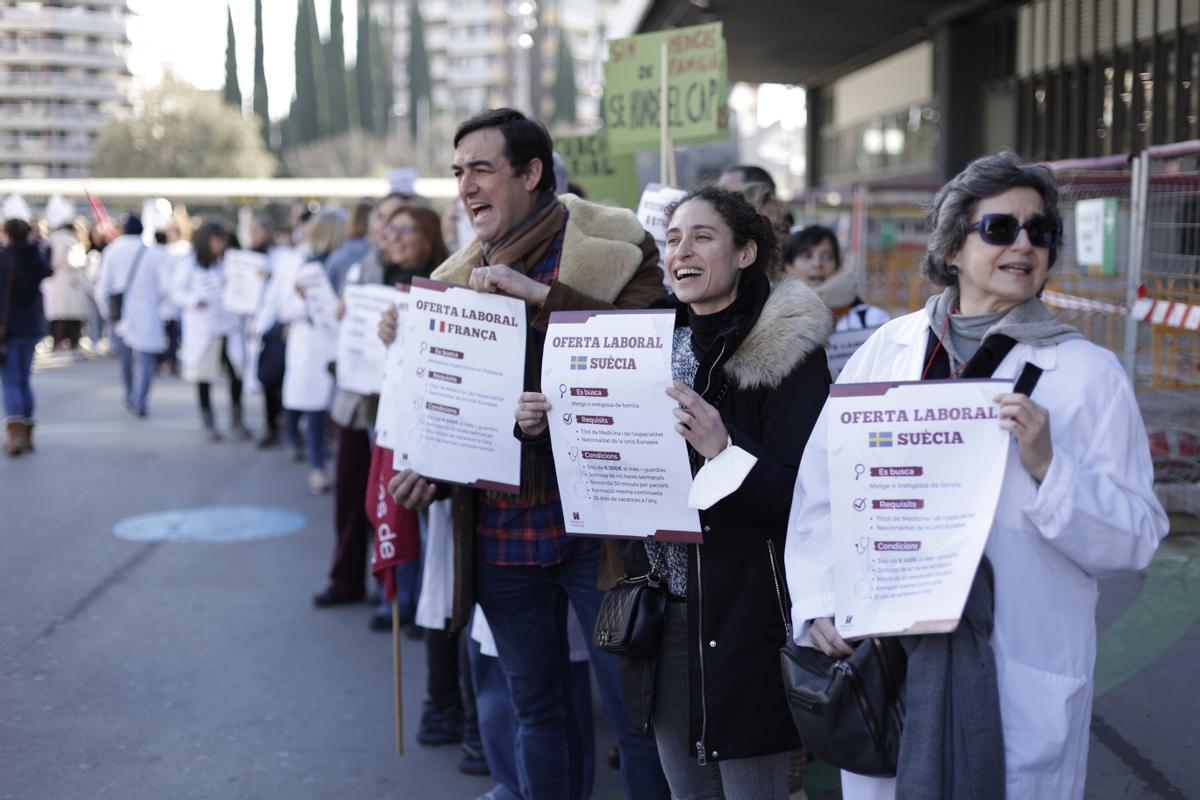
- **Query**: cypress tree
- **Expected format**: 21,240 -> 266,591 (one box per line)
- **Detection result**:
293,0 -> 328,142
369,15 -> 391,136
223,4 -> 242,111
406,0 -> 431,142
324,0 -> 350,134
550,29 -> 577,125
253,0 -> 270,146
355,1 -> 375,132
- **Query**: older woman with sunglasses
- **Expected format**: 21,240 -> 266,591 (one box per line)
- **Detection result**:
785,152 -> 1166,800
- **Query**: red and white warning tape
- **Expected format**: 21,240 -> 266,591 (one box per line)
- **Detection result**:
1042,287 -> 1200,332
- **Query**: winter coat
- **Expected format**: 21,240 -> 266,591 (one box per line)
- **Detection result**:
42,228 -> 90,321
0,242 -> 52,338
672,276 -> 832,763
785,308 -> 1168,800
430,192 -> 667,629
277,253 -> 337,412
95,234 -> 167,354
170,253 -> 245,381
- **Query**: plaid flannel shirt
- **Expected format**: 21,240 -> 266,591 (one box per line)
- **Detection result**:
475,210 -> 598,567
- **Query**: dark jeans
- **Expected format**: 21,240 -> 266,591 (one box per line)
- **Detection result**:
467,625 -> 596,800
158,319 -> 180,369
113,335 -> 157,415
285,409 -> 327,469
325,425 -> 372,599
475,546 -> 669,800
2,335 -> 38,419
51,319 -> 82,350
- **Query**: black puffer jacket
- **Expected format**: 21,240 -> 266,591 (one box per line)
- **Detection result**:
676,273 -> 831,763
0,242 -> 52,338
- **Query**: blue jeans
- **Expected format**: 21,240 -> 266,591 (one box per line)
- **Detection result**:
286,410 -> 327,468
114,336 -> 158,414
475,546 -> 669,800
2,336 -> 38,419
468,626 -> 596,800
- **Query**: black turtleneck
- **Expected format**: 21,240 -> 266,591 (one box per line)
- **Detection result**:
685,270 -> 768,361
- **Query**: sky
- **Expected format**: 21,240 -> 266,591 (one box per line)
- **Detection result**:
126,0 -> 361,122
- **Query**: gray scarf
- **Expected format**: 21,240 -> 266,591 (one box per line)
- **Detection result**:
896,559 -> 1005,800
925,285 -> 1083,371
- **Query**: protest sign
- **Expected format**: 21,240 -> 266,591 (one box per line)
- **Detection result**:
544,309 -> 701,541
395,278 -> 527,493
221,250 -> 268,316
603,22 -> 729,155
337,285 -> 400,396
557,132 -> 640,211
827,379 -> 1010,638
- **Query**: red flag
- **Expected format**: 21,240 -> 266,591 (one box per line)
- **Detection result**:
367,444 -> 421,603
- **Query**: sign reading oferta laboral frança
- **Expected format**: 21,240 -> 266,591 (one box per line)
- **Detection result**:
602,22 -> 729,155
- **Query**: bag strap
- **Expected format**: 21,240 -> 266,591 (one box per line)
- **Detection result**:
1013,361 -> 1043,397
121,245 -> 147,294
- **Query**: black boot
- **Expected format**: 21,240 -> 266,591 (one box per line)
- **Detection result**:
202,408 -> 222,442
230,404 -> 252,441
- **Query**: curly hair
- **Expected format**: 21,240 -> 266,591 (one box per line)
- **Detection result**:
665,184 -> 779,276
922,151 -> 1061,287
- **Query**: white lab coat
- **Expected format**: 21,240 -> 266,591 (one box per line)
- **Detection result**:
94,234 -> 167,354
170,253 -> 244,382
784,308 -> 1167,800
42,228 -> 90,321
276,255 -> 335,412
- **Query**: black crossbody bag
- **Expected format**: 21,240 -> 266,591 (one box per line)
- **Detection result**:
780,357 -> 1044,776
107,245 -> 147,323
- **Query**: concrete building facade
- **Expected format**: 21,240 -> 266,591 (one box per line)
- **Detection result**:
0,0 -> 132,179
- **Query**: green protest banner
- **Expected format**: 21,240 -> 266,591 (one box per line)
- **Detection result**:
556,132 -> 640,211
602,22 -> 729,155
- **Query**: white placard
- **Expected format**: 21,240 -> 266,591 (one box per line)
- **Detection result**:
1074,198 -> 1106,266
296,261 -> 339,333
828,379 -> 1010,638
543,309 -> 702,541
221,250 -> 268,316
336,285 -> 400,396
396,277 -> 527,493
636,183 -> 688,279
826,327 -> 880,374
375,286 -> 410,453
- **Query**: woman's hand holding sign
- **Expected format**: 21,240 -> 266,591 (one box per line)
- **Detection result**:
995,392 -> 1053,482
666,381 -> 728,459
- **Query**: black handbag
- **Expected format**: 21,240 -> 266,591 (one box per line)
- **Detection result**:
779,634 -> 906,776
107,245 -> 147,323
592,573 -> 668,659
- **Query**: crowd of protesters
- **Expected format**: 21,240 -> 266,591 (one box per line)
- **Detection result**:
0,106 -> 1170,800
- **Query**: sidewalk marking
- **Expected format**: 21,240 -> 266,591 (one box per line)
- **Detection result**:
1094,536 -> 1200,697
113,506 -> 307,543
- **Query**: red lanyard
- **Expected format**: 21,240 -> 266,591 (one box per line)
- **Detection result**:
920,311 -> 966,381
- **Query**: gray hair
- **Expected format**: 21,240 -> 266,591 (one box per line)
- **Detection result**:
921,151 -> 1060,287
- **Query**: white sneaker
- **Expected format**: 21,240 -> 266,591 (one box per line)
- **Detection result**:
308,468 -> 329,495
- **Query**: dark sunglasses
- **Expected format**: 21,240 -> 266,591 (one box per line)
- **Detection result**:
968,213 -> 1062,248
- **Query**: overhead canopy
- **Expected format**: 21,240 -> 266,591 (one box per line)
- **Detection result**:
636,0 -> 980,86
0,177 -> 459,203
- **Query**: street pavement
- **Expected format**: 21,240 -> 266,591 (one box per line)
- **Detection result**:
2,353 -> 1198,799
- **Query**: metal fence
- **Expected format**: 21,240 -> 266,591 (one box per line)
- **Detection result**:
1134,143 -> 1200,492
800,144 -> 1200,502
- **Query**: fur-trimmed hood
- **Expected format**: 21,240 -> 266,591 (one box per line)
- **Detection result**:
723,277 -> 832,390
431,193 -> 648,303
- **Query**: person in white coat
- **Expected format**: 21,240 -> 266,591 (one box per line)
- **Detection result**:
94,215 -> 166,416
171,218 -> 248,442
785,152 -> 1168,800
41,196 -> 90,352
277,209 -> 345,494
